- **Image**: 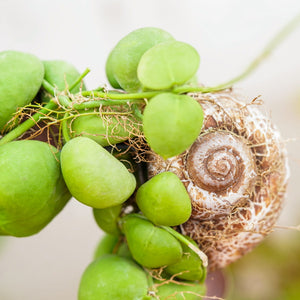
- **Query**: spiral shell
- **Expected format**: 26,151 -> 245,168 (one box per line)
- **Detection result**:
148,90 -> 289,271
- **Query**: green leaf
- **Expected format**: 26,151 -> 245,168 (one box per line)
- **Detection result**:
0,140 -> 70,237
43,60 -> 86,93
60,137 -> 136,208
165,238 -> 206,282
0,51 -> 44,131
143,93 -> 204,159
121,214 -> 182,268
93,204 -> 122,235
136,172 -> 191,226
137,41 -> 200,90
154,279 -> 206,299
78,255 -> 149,300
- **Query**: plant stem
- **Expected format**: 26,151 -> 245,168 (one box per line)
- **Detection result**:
145,273 -> 155,298
58,95 -> 73,108
159,225 -> 208,267
132,104 -> 143,120
42,79 -> 56,96
68,68 -> 90,91
0,100 -> 58,146
81,90 -> 162,100
72,99 -> 144,110
174,12 -> 300,94
62,113 -> 71,143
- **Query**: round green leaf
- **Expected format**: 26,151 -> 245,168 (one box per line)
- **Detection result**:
105,51 -> 122,89
43,60 -> 86,93
0,140 -> 70,237
60,137 -> 136,208
0,50 -> 44,131
136,172 -> 191,226
165,238 -> 206,282
78,255 -> 149,300
121,214 -> 183,268
93,204 -> 122,235
137,41 -> 200,90
93,234 -> 119,260
71,110 -> 139,146
143,93 -> 204,159
107,27 -> 174,92
154,279 -> 206,299
116,242 -> 133,260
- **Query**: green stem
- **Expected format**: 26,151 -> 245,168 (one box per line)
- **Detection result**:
159,225 -> 208,267
68,68 -> 90,91
58,95 -> 73,108
72,99 -> 144,110
132,104 -> 144,120
174,12 -> 300,94
172,85 -> 220,94
62,112 -> 71,143
0,100 -> 58,146
146,272 -> 155,298
42,79 -> 56,96
93,86 -> 106,92
81,90 -> 162,100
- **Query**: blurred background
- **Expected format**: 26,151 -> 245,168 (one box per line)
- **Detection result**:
0,0 -> 300,299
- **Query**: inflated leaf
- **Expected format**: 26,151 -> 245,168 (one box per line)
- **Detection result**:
137,41 -> 200,90
143,93 -> 203,159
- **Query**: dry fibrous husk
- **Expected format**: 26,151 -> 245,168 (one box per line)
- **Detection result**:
148,90 -> 289,271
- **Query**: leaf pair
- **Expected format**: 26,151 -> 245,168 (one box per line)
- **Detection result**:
106,27 -> 200,92
106,27 -> 174,92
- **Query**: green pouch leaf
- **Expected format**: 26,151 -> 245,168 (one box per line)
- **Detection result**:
43,60 -> 86,93
0,140 -> 70,237
71,110 -> 139,146
165,238 -> 206,282
143,93 -> 204,159
121,214 -> 183,268
93,234 -> 119,260
0,50 -> 44,131
136,172 -> 191,226
61,137 -> 136,208
137,41 -> 200,90
78,255 -> 149,300
154,279 -> 206,299
93,204 -> 122,235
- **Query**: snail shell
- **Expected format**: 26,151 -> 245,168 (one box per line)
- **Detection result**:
148,90 -> 289,271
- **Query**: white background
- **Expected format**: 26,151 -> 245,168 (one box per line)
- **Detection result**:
0,0 -> 300,299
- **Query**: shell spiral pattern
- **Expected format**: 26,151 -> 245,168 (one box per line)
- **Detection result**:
148,90 -> 289,271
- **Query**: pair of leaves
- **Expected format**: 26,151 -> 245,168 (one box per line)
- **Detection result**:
106,27 -> 200,92
106,27 -> 174,92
